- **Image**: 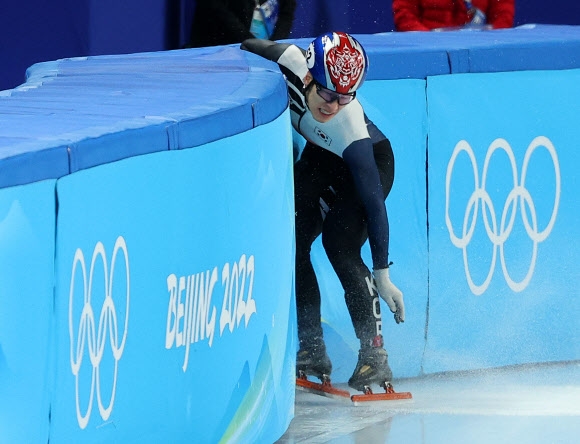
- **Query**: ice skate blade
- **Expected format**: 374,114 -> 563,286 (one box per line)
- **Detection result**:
351,390 -> 413,406
296,377 -> 351,400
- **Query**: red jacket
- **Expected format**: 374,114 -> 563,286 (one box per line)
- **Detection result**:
393,0 -> 515,31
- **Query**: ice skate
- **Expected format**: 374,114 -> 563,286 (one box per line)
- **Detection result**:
295,343 -> 350,399
296,342 -> 332,382
348,338 -> 393,392
347,336 -> 412,404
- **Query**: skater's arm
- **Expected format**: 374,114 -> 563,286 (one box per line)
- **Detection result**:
344,140 -> 405,323
342,140 -> 390,270
240,38 -> 294,63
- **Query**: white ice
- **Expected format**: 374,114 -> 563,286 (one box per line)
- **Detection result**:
277,361 -> 580,443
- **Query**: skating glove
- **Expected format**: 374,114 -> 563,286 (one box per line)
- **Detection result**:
373,267 -> 405,324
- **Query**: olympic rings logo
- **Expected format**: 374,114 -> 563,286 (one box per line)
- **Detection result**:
445,136 -> 560,295
68,236 -> 130,429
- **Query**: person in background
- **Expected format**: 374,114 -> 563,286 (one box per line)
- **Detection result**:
188,0 -> 296,48
393,0 -> 515,31
241,32 -> 405,392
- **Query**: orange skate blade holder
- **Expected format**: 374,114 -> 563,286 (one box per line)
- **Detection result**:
350,382 -> 413,405
296,372 -> 351,399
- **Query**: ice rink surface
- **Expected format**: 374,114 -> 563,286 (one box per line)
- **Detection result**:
277,361 -> 580,444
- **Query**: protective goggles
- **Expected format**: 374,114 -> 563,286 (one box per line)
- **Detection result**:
314,82 -> 356,105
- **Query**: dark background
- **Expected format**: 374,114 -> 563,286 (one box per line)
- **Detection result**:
1,0 -> 579,91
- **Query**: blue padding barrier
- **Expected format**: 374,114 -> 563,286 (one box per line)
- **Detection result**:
1,46 -> 287,187
50,114 -> 295,442
425,69 -> 580,373
2,23 -> 580,442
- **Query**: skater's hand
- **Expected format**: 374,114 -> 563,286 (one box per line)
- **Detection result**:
373,268 -> 405,324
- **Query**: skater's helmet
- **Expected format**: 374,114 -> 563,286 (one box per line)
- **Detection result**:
306,32 -> 369,95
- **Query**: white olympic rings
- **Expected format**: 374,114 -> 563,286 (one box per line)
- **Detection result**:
68,236 -> 130,429
445,136 -> 560,295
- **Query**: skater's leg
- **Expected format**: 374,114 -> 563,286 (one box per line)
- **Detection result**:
294,144 -> 339,378
322,194 -> 382,347
295,213 -> 332,379
294,145 -> 327,348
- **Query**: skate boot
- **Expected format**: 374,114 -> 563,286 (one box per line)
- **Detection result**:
296,341 -> 332,383
348,335 -> 393,392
